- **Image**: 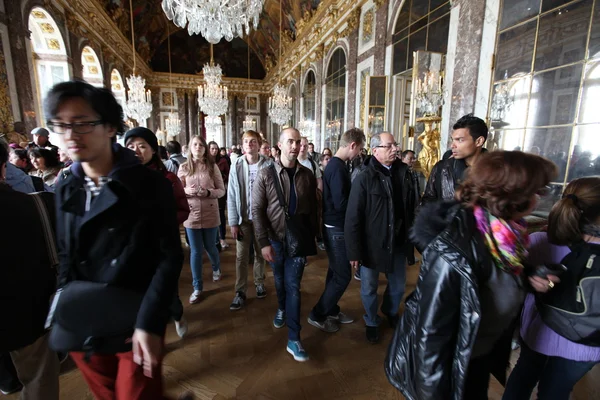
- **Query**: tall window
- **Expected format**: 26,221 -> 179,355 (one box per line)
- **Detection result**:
111,69 -> 126,107
491,0 -> 600,213
392,0 -> 451,75
302,70 -> 317,142
325,48 -> 346,151
28,7 -> 69,121
81,46 -> 103,87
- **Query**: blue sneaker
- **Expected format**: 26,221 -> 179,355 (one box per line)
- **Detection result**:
286,340 -> 309,362
273,309 -> 285,328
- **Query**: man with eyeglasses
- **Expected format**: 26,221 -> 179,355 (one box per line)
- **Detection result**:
45,80 -> 187,399
345,132 -> 412,344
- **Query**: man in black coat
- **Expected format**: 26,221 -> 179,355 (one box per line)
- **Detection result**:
46,80 -> 184,398
345,132 -> 411,344
0,141 -> 59,399
421,114 -> 488,205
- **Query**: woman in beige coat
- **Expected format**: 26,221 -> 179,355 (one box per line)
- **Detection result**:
178,135 -> 225,304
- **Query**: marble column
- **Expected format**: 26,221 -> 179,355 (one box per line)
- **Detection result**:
176,89 -> 187,143
441,0 -> 494,149
69,34 -> 84,80
373,3 -> 389,76
226,96 -> 235,146
150,86 -> 160,133
188,90 -> 198,142
259,95 -> 268,140
314,59 -> 324,150
5,0 -> 36,132
346,29 -> 359,129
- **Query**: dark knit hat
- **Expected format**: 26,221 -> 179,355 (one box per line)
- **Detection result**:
124,127 -> 158,153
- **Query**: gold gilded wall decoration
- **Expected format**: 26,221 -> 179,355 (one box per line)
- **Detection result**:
40,23 -> 55,34
0,44 -> 14,136
85,55 -> 95,63
32,10 -> 46,19
47,39 -> 60,50
162,91 -> 174,107
88,66 -> 99,74
362,8 -> 374,44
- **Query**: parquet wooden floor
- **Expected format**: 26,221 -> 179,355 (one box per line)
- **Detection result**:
6,240 -> 600,399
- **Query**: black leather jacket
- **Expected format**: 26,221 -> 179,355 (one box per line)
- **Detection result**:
421,157 -> 467,205
385,202 -> 513,399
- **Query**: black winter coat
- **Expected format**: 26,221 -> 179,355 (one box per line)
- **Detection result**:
55,145 -> 183,337
0,185 -> 57,352
345,156 -> 410,273
421,157 -> 467,205
385,202 -> 513,399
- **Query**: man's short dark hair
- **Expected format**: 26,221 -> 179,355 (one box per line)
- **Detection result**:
166,140 -> 182,155
401,150 -> 415,159
453,114 -> 488,142
44,80 -> 125,136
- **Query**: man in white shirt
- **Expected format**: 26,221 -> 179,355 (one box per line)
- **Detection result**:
227,130 -> 271,310
298,137 -> 322,191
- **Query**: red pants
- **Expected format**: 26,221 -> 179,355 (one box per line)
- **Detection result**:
70,351 -> 166,400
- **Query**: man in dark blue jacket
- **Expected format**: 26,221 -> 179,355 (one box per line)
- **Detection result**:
308,128 -> 365,333
46,80 -> 185,399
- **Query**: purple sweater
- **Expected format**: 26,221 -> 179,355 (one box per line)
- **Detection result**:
520,232 -> 600,362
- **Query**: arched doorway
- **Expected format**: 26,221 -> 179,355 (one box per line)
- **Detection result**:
81,46 -> 103,87
324,48 -> 347,152
110,69 -> 126,107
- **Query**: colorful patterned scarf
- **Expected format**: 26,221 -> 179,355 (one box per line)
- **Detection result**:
473,206 -> 530,276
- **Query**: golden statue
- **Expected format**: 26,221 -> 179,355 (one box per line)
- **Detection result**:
416,116 -> 441,180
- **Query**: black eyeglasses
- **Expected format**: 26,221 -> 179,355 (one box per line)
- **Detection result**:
375,143 -> 399,150
47,120 -> 104,134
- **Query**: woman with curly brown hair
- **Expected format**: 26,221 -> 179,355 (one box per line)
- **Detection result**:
386,151 -> 559,400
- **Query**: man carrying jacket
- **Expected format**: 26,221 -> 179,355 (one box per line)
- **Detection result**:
47,80 -> 185,399
228,130 -> 270,311
252,127 -> 319,362
345,132 -> 411,344
0,141 -> 59,399
421,114 -> 488,205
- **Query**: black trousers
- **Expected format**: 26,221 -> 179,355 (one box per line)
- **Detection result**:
0,352 -> 20,391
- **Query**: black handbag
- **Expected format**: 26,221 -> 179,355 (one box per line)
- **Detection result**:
47,281 -> 144,358
269,165 -> 316,258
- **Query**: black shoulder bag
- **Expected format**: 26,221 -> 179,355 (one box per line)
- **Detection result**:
268,165 -> 316,258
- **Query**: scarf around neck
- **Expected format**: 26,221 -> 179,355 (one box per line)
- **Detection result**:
473,205 -> 529,276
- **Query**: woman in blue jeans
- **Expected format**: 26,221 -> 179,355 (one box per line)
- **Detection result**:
503,177 -> 600,399
178,135 -> 226,304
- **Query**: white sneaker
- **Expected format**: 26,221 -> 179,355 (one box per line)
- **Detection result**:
213,269 -> 222,282
189,290 -> 202,304
175,316 -> 188,338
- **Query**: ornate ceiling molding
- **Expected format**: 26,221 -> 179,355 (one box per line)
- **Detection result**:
50,0 -> 151,75
149,72 -> 270,95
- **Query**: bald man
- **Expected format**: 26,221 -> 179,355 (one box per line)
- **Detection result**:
251,127 -> 319,362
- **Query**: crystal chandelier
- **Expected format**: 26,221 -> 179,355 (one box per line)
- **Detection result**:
205,115 -> 222,143
243,115 -> 256,131
161,0 -> 264,44
269,84 -> 293,125
124,0 -> 152,125
414,71 -> 444,117
165,23 -> 180,138
298,118 -> 314,138
268,0 -> 292,126
490,71 -> 514,122
198,45 -> 229,117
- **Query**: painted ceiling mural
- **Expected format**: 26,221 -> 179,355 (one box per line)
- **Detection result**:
151,31 -> 266,79
99,0 -> 322,70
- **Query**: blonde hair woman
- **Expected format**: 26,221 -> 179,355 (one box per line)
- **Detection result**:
178,135 -> 225,304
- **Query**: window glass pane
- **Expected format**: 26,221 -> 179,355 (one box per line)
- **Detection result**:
524,126 -> 572,181
393,38 -> 408,75
491,75 -> 531,129
429,2 -> 451,22
569,125 -> 600,180
410,16 -> 428,34
500,0 -> 540,30
579,62 -> 600,123
51,65 -> 66,86
430,0 -> 449,13
394,6 -> 410,33
408,28 -> 427,70
427,14 -> 450,53
303,71 -> 316,122
495,20 -> 537,81
588,0 -> 600,58
529,64 -> 583,126
542,0 -> 576,13
325,50 -> 346,152
410,1 -> 428,24
491,129 -> 525,151
535,183 -> 564,214
535,0 -> 591,71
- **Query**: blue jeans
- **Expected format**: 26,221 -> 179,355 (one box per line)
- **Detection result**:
310,226 -> 352,322
503,342 -> 598,400
269,240 -> 306,341
360,250 -> 406,327
186,227 -> 220,291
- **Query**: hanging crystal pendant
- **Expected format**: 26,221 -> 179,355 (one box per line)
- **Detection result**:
165,111 -> 181,138
124,75 -> 152,126
268,84 -> 292,126
198,63 -> 229,117
242,114 -> 256,132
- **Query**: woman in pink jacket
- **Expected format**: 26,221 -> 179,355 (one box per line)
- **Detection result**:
178,135 -> 225,304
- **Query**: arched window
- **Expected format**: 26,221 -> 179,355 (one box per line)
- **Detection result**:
324,48 -> 346,152
288,83 -> 297,128
28,7 -> 69,121
81,46 -> 103,87
391,1 -> 450,75
300,70 -> 317,142
111,69 -> 126,107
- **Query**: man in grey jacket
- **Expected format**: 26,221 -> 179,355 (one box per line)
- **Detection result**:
228,130 -> 271,310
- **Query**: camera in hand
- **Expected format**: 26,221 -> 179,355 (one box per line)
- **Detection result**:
534,263 -> 567,278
